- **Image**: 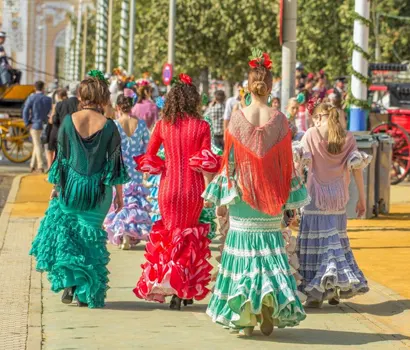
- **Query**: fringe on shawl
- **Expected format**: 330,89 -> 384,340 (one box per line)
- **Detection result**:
221,130 -> 293,216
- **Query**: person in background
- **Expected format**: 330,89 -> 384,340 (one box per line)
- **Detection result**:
223,82 -> 242,130
46,89 -> 68,170
23,81 -> 52,173
333,77 -> 346,100
286,97 -> 300,140
207,90 -> 226,149
271,97 -> 280,111
130,81 -> 158,130
48,86 -> 79,162
0,32 -> 11,86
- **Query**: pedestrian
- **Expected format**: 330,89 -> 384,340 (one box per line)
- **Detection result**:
23,81 -> 52,173
133,73 -> 220,310
104,94 -> 152,250
271,97 -> 280,111
30,71 -> 130,308
0,32 -> 11,86
130,80 -> 158,130
286,97 -> 300,140
204,50 -> 309,337
297,99 -> 370,308
223,82 -> 242,131
48,86 -> 79,168
46,89 -> 68,170
206,90 -> 226,149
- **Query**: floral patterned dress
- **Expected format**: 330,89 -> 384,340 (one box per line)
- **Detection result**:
104,119 -> 152,245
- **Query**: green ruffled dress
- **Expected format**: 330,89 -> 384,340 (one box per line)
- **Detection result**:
199,114 -> 223,239
30,116 -> 130,308
204,157 -> 310,328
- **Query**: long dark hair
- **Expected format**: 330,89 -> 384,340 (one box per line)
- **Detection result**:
162,84 -> 201,124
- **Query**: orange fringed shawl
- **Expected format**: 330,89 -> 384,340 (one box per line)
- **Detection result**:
221,110 -> 294,216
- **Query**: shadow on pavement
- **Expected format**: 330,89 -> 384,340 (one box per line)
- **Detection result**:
264,328 -> 410,345
344,300 -> 410,316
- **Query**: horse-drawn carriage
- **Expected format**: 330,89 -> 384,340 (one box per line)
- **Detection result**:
0,85 -> 34,163
368,63 -> 410,185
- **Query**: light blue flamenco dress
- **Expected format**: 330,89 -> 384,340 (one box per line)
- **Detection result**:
104,119 -> 152,245
30,116 -> 130,308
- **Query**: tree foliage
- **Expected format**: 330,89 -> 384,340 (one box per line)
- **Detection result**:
80,0 -> 410,84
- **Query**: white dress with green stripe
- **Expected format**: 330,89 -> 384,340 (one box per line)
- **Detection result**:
203,171 -> 310,329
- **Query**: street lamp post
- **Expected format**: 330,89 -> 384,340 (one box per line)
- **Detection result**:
280,0 -> 297,113
167,0 -> 176,91
349,0 -> 370,131
128,0 -> 136,75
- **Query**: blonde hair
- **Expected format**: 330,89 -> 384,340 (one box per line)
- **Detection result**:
313,102 -> 346,154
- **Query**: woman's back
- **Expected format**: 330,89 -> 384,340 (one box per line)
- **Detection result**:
115,117 -> 149,182
241,104 -> 276,127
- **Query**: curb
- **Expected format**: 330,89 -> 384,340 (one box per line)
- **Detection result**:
27,218 -> 42,350
0,174 -> 43,350
0,174 -> 24,251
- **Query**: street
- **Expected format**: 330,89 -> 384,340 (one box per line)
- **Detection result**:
0,171 -> 409,350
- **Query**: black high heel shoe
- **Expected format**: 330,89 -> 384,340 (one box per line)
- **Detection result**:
61,286 -> 76,304
183,299 -> 194,306
75,295 -> 88,307
169,295 -> 182,310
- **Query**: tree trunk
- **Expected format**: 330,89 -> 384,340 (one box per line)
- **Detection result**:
199,67 -> 209,95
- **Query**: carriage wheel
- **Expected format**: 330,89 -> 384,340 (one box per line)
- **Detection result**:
1,124 -> 33,163
371,122 -> 410,185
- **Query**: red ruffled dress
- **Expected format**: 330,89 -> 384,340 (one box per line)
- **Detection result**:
133,117 -> 220,302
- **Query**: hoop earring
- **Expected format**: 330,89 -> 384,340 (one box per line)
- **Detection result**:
245,93 -> 252,106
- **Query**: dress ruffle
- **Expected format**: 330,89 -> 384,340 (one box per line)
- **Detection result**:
202,172 -> 241,206
144,175 -> 161,222
284,176 -> 311,210
134,154 -> 165,175
104,182 -> 152,245
134,220 -> 213,302
207,226 -> 306,328
199,205 -> 217,240
292,141 -> 312,166
29,199 -> 110,308
189,148 -> 221,173
348,150 -> 373,170
298,206 -> 369,301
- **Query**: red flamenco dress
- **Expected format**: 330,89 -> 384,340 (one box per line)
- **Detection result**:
133,118 -> 220,303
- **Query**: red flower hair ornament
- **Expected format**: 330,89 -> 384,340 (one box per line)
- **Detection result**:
307,97 -> 322,116
248,48 -> 272,70
179,73 -> 192,85
171,73 -> 193,86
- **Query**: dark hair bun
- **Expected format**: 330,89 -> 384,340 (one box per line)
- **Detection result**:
116,94 -> 133,113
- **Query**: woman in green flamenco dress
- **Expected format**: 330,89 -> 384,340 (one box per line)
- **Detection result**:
204,51 -> 310,336
30,73 -> 130,308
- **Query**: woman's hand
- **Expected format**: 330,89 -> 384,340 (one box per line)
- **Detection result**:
204,200 -> 213,208
356,198 -> 366,218
50,189 -> 58,199
114,193 -> 124,213
216,205 -> 228,218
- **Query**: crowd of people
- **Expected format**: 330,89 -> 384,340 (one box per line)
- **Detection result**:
28,50 -> 371,338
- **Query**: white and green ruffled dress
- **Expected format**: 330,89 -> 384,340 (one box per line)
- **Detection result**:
204,110 -> 310,329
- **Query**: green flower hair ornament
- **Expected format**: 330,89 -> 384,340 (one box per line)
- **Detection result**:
87,70 -> 109,84
296,92 -> 306,104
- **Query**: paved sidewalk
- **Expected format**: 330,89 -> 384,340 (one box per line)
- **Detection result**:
0,175 -> 410,350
